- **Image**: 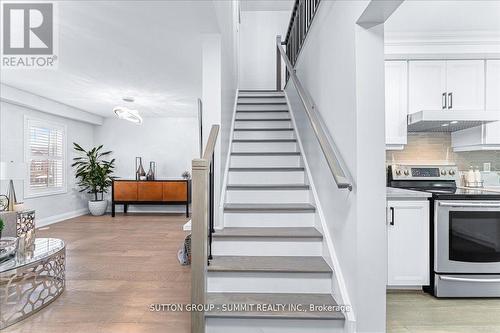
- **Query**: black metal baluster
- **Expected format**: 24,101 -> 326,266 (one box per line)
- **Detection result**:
207,152 -> 215,263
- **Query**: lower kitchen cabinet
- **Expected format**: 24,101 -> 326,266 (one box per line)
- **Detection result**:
387,200 -> 430,287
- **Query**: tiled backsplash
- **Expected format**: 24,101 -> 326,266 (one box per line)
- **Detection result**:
386,133 -> 500,171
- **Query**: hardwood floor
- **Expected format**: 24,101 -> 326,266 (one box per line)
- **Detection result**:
388,290 -> 500,332
3,214 -> 191,333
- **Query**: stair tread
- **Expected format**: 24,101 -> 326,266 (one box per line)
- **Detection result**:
208,256 -> 331,273
229,167 -> 304,172
224,203 -> 315,212
238,95 -> 285,99
231,152 -> 300,156
234,128 -> 293,131
236,110 -> 289,113
213,227 -> 322,238
205,292 -> 344,320
235,118 -> 291,121
227,184 -> 309,190
238,102 -> 287,105
232,139 -> 296,143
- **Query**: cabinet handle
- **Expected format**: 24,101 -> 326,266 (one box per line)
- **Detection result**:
448,92 -> 453,109
389,207 -> 395,226
442,92 -> 447,109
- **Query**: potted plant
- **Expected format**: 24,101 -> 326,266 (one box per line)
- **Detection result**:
72,143 -> 115,216
0,218 -> 4,238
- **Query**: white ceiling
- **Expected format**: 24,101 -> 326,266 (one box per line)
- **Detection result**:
240,0 -> 294,12
386,0 -> 500,33
0,1 -> 221,118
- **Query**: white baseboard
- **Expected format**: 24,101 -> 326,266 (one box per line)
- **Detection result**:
36,208 -> 89,228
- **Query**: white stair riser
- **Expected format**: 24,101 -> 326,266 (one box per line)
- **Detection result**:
212,239 -> 322,256
226,189 -> 310,203
238,98 -> 286,104
208,272 -> 331,293
236,112 -> 290,120
224,212 -> 315,227
234,121 -> 292,129
232,142 -> 298,153
230,155 -> 301,168
233,130 -> 295,140
228,171 -> 304,184
207,318 -> 344,333
237,105 -> 288,112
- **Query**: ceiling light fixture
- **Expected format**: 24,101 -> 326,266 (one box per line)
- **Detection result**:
450,121 -> 458,125
441,123 -> 450,127
122,96 -> 135,103
113,106 -> 143,124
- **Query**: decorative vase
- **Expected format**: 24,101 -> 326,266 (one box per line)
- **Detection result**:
88,200 -> 108,216
147,161 -> 156,181
136,157 -> 146,180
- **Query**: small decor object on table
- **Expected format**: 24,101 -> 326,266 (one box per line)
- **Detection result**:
146,161 -> 156,180
0,237 -> 17,261
0,196 -> 8,212
72,143 -> 115,216
182,171 -> 191,180
135,157 -> 146,180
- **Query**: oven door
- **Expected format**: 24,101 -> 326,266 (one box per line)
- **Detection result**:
435,200 -> 500,273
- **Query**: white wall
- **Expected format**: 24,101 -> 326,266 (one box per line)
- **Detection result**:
285,1 -> 386,331
0,101 -> 95,226
239,10 -> 290,90
94,117 -> 199,213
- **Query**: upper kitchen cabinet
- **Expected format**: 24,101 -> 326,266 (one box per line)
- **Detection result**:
408,61 -> 447,114
409,60 -> 485,114
452,59 -> 500,151
385,61 -> 408,149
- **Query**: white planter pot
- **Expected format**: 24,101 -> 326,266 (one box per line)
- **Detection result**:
88,200 -> 108,216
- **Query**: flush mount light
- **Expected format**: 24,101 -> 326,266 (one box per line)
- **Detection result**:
450,121 -> 458,125
113,107 -> 143,124
122,96 -> 135,103
441,123 -> 450,127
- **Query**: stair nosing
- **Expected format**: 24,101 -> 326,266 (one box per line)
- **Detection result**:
212,227 -> 322,239
228,167 -> 304,172
208,256 -> 331,274
226,184 -> 309,191
236,110 -> 289,113
232,139 -> 297,143
230,152 -> 300,156
238,95 -> 285,99
224,203 -> 316,213
234,128 -> 294,131
237,102 -> 287,106
234,118 -> 291,122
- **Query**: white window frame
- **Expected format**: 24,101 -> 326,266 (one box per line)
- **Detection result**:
24,116 -> 67,198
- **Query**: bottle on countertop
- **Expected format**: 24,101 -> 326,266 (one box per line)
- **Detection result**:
474,167 -> 482,183
467,166 -> 475,184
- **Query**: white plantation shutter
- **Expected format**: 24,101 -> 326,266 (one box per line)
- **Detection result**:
25,118 -> 66,197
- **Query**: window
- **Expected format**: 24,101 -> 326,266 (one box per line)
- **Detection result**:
24,117 -> 67,197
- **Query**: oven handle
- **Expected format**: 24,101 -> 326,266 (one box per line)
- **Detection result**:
439,202 -> 500,208
440,276 -> 500,283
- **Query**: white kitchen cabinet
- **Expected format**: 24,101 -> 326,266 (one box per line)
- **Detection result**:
446,60 -> 485,110
387,200 -> 430,287
452,59 -> 500,151
385,61 -> 408,149
408,61 -> 447,114
409,60 -> 485,114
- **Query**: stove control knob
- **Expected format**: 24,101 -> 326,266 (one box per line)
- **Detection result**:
441,169 -> 447,176
404,170 -> 410,176
396,169 -> 402,176
449,169 -> 456,176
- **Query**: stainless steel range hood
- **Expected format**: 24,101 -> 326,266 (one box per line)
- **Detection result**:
407,111 -> 500,133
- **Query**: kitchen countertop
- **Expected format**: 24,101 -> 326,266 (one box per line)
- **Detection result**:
387,187 -> 432,199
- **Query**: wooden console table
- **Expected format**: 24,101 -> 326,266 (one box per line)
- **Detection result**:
111,180 -> 190,217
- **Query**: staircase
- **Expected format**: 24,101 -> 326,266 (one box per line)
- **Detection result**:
205,90 -> 345,333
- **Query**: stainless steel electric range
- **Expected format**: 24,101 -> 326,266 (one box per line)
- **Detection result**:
388,164 -> 500,298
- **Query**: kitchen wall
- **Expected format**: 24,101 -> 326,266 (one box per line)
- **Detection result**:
386,133 -> 500,171
0,101 -> 95,226
238,10 -> 290,89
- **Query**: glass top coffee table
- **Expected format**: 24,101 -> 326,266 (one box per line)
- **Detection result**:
0,238 -> 66,329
